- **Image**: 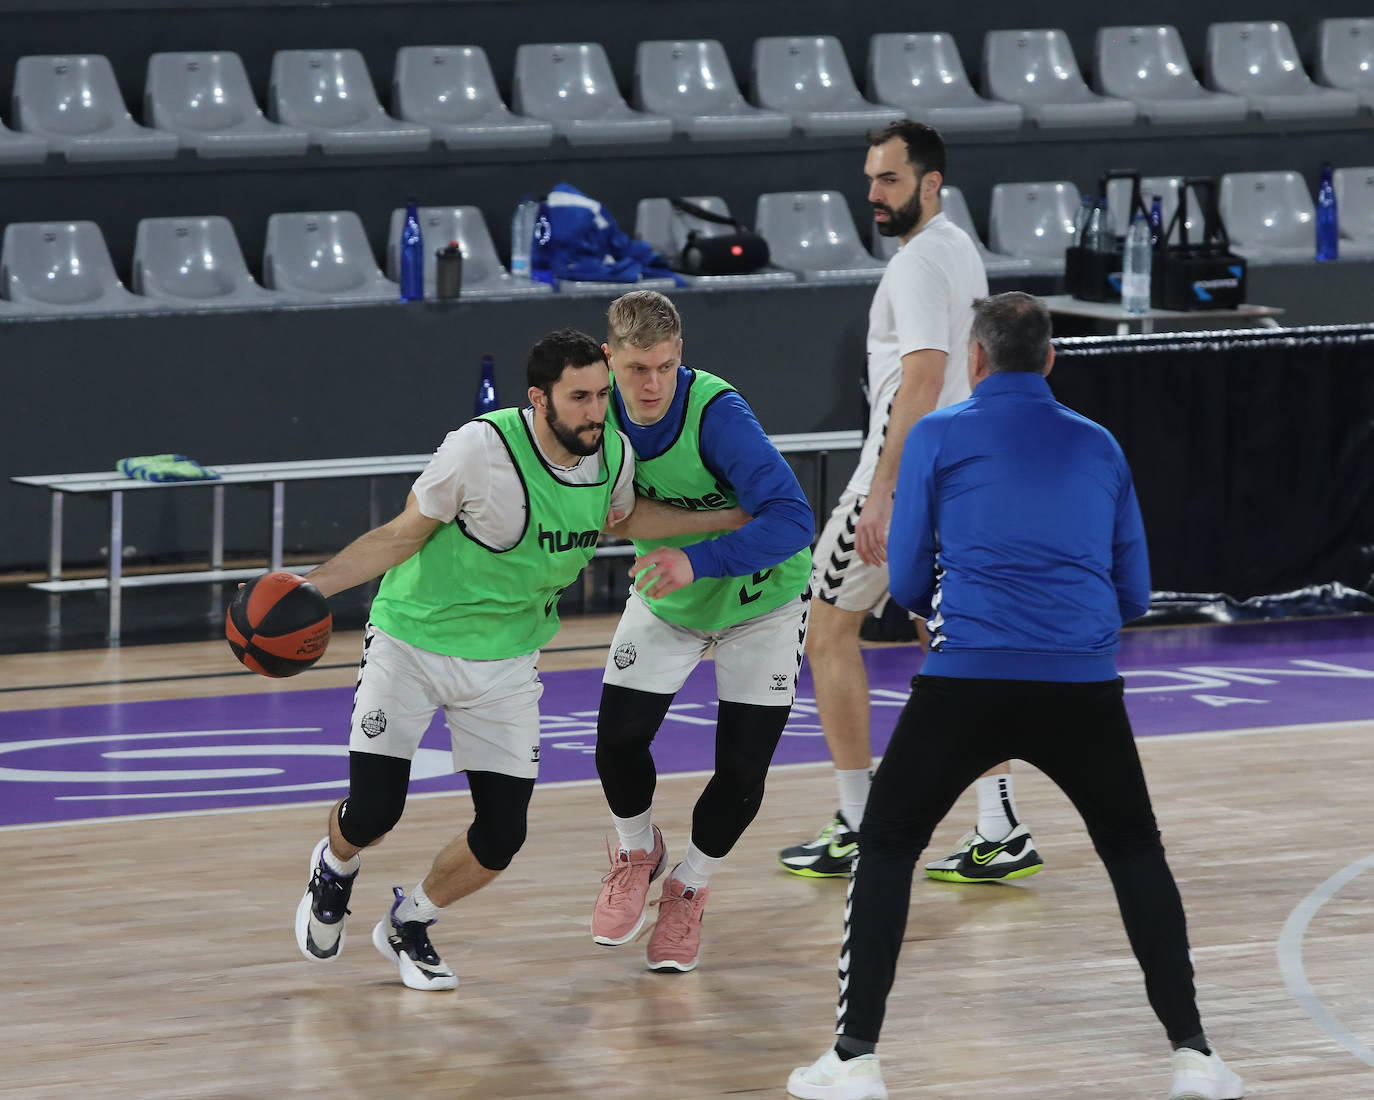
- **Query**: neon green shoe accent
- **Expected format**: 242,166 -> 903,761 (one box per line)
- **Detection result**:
925,861 -> 1044,884
777,856 -> 852,879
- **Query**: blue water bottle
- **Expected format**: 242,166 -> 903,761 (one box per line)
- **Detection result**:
400,198 -> 424,301
1316,163 -> 1339,262
1149,195 -> 1164,249
474,354 -> 499,415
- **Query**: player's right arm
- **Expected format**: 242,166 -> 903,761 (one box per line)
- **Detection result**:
307,424 -> 483,598
305,492 -> 439,598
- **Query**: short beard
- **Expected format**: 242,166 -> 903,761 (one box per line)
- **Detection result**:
874,189 -> 923,239
544,397 -> 602,457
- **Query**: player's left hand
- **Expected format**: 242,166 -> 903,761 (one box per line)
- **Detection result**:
854,491 -> 893,566
631,547 -> 694,598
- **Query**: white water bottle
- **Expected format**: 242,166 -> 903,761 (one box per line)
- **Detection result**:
510,196 -> 536,278
1122,213 -> 1152,315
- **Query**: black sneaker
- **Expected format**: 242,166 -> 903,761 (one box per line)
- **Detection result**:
371,886 -> 458,991
778,811 -> 859,878
294,837 -> 356,961
924,824 -> 1044,883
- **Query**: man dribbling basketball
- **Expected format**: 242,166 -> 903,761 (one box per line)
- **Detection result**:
292,328 -> 738,992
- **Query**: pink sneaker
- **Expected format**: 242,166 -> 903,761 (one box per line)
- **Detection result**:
592,825 -> 667,946
645,866 -> 708,972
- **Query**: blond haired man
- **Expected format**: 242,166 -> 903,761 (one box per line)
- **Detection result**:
590,290 -> 814,972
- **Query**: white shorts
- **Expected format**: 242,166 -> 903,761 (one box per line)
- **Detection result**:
602,591 -> 810,706
811,489 -> 891,613
348,625 -> 544,778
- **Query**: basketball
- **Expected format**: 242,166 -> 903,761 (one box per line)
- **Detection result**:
225,571 -> 332,678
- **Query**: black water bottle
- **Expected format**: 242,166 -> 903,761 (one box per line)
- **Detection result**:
436,240 -> 463,299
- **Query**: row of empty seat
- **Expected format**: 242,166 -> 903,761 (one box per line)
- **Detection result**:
6,168 -> 1371,315
2,20 -> 1373,163
989,169 -> 1374,267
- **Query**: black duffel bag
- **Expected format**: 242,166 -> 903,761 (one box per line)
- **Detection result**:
669,197 -> 770,276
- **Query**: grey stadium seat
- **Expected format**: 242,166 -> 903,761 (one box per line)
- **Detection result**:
1094,26 -> 1249,124
751,36 -> 903,136
0,118 -> 47,165
634,40 -> 792,141
392,46 -> 553,149
144,52 -> 309,158
263,211 -> 398,302
268,50 -> 431,154
755,191 -> 887,282
1316,19 -> 1374,110
133,216 -> 292,308
13,55 -> 179,161
1105,176 -> 1200,247
385,205 -> 552,298
1206,22 -> 1359,121
867,33 -> 1023,132
512,43 -> 673,145
869,185 -> 1048,276
1218,171 -> 1320,262
1333,168 -> 1374,253
1,221 -> 164,313
982,30 -> 1137,129
634,197 -> 797,288
988,181 -> 1082,274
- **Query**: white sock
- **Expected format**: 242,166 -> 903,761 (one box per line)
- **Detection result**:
675,842 -> 724,890
975,773 -> 1019,843
321,843 -> 360,876
394,882 -> 442,925
835,768 -> 871,832
612,808 -> 655,855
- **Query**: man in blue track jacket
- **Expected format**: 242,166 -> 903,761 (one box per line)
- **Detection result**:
788,293 -> 1244,1100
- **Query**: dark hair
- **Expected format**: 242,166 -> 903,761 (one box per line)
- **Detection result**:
970,293 -> 1053,374
526,328 -> 607,393
867,119 -> 946,177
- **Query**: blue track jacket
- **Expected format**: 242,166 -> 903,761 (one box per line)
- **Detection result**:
888,371 -> 1150,682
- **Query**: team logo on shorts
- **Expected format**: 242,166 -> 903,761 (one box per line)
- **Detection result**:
613,643 -> 637,670
770,673 -> 790,692
530,745 -> 541,763
360,709 -> 387,737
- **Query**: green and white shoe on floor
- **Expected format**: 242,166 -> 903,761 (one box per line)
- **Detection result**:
924,823 -> 1044,883
778,811 -> 859,878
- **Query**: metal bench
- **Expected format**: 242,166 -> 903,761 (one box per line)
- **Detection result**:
13,430 -> 863,641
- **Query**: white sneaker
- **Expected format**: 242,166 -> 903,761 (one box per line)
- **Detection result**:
1169,1048 -> 1244,1099
787,1049 -> 888,1100
371,886 -> 458,991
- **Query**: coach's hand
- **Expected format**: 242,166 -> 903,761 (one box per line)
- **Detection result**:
855,491 -> 892,566
631,547 -> 694,599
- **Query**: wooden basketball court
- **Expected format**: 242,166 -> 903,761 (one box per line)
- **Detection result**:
2,616 -> 1372,1098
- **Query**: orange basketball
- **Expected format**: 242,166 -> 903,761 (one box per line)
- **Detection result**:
225,571 -> 332,678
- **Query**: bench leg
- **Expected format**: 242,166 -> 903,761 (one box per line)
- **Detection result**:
49,492 -> 64,581
108,490 -> 123,645
211,483 -> 225,570
270,482 -> 284,572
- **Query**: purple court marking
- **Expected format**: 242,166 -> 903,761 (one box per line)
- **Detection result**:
1,617 -> 1370,828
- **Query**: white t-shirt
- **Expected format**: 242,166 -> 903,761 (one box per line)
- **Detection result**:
848,211 -> 989,495
411,407 -> 636,550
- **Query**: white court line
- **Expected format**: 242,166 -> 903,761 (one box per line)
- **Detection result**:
1,718 -> 1368,834
1277,851 -> 1374,1069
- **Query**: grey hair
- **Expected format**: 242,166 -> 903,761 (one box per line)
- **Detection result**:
970,292 -> 1052,374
